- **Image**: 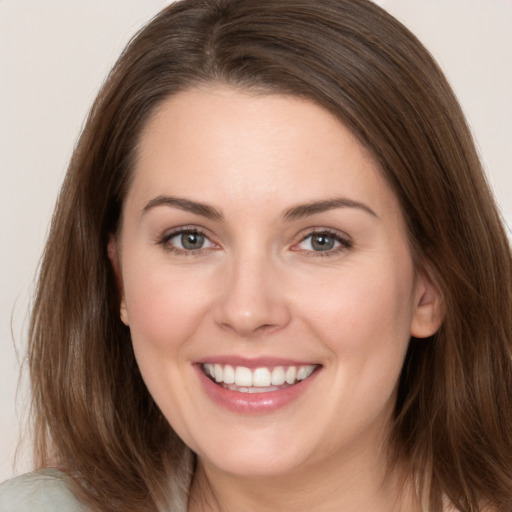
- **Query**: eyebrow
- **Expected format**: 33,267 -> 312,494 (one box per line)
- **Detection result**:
142,194 -> 377,221
142,195 -> 224,220
282,197 -> 378,221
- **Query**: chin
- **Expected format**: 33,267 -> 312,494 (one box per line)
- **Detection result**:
193,430 -> 314,479
203,451 -> 308,479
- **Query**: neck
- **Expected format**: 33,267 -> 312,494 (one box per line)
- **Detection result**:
187,441 -> 420,512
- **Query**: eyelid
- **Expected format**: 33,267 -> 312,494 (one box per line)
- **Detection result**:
291,227 -> 353,256
156,225 -> 351,257
157,225 -> 220,254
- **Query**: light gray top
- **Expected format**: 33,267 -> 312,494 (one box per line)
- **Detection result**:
0,451 -> 193,512
0,464 -> 438,511
0,469 -> 88,511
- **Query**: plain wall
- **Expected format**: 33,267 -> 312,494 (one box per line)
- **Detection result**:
1,0 -> 511,482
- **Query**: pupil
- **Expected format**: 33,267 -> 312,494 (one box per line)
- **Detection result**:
312,234 -> 334,251
182,232 -> 204,250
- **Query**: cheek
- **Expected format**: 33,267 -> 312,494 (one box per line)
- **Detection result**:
318,271 -> 414,430
122,259 -> 216,355
302,265 -> 414,346
120,261 -> 215,437
297,256 -> 416,394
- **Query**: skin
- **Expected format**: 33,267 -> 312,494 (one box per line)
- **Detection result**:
109,85 -> 443,511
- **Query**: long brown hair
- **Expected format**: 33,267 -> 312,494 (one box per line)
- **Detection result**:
28,1 -> 512,510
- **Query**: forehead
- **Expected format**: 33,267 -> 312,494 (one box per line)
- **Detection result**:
128,85 -> 399,220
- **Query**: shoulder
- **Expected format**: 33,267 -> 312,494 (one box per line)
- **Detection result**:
0,468 -> 88,512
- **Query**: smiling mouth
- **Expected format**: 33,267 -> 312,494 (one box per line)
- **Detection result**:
202,363 -> 318,393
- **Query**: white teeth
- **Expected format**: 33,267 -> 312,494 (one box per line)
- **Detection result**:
252,367 -> 271,387
271,366 -> 285,386
297,365 -> 315,381
202,363 -> 317,390
235,366 -> 253,387
233,386 -> 280,393
223,364 -> 235,384
285,366 -> 296,385
204,363 -> 214,377
214,364 -> 223,383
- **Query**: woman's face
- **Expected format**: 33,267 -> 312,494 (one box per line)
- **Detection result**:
111,86 -> 441,480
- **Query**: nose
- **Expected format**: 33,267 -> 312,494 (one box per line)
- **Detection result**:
212,250 -> 292,338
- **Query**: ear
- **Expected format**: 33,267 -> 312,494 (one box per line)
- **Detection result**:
410,269 -> 444,338
107,235 -> 129,326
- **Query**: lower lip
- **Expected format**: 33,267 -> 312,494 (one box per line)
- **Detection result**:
195,364 -> 320,414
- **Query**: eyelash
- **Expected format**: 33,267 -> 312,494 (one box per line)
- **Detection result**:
157,226 -> 352,257
157,226 -> 219,256
293,228 -> 352,257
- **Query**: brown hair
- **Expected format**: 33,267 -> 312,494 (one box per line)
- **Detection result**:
29,1 -> 512,511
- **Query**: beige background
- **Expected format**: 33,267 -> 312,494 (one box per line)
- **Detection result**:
1,0 -> 511,482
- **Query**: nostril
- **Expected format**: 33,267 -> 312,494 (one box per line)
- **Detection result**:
216,319 -> 281,338
211,265 -> 292,336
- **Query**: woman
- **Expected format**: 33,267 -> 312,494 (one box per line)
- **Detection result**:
1,0 -> 511,511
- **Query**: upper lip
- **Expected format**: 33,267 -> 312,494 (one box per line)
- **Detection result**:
196,355 -> 320,368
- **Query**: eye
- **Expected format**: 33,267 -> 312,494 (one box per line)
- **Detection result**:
294,230 -> 351,254
159,228 -> 217,253
173,231 -> 207,250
